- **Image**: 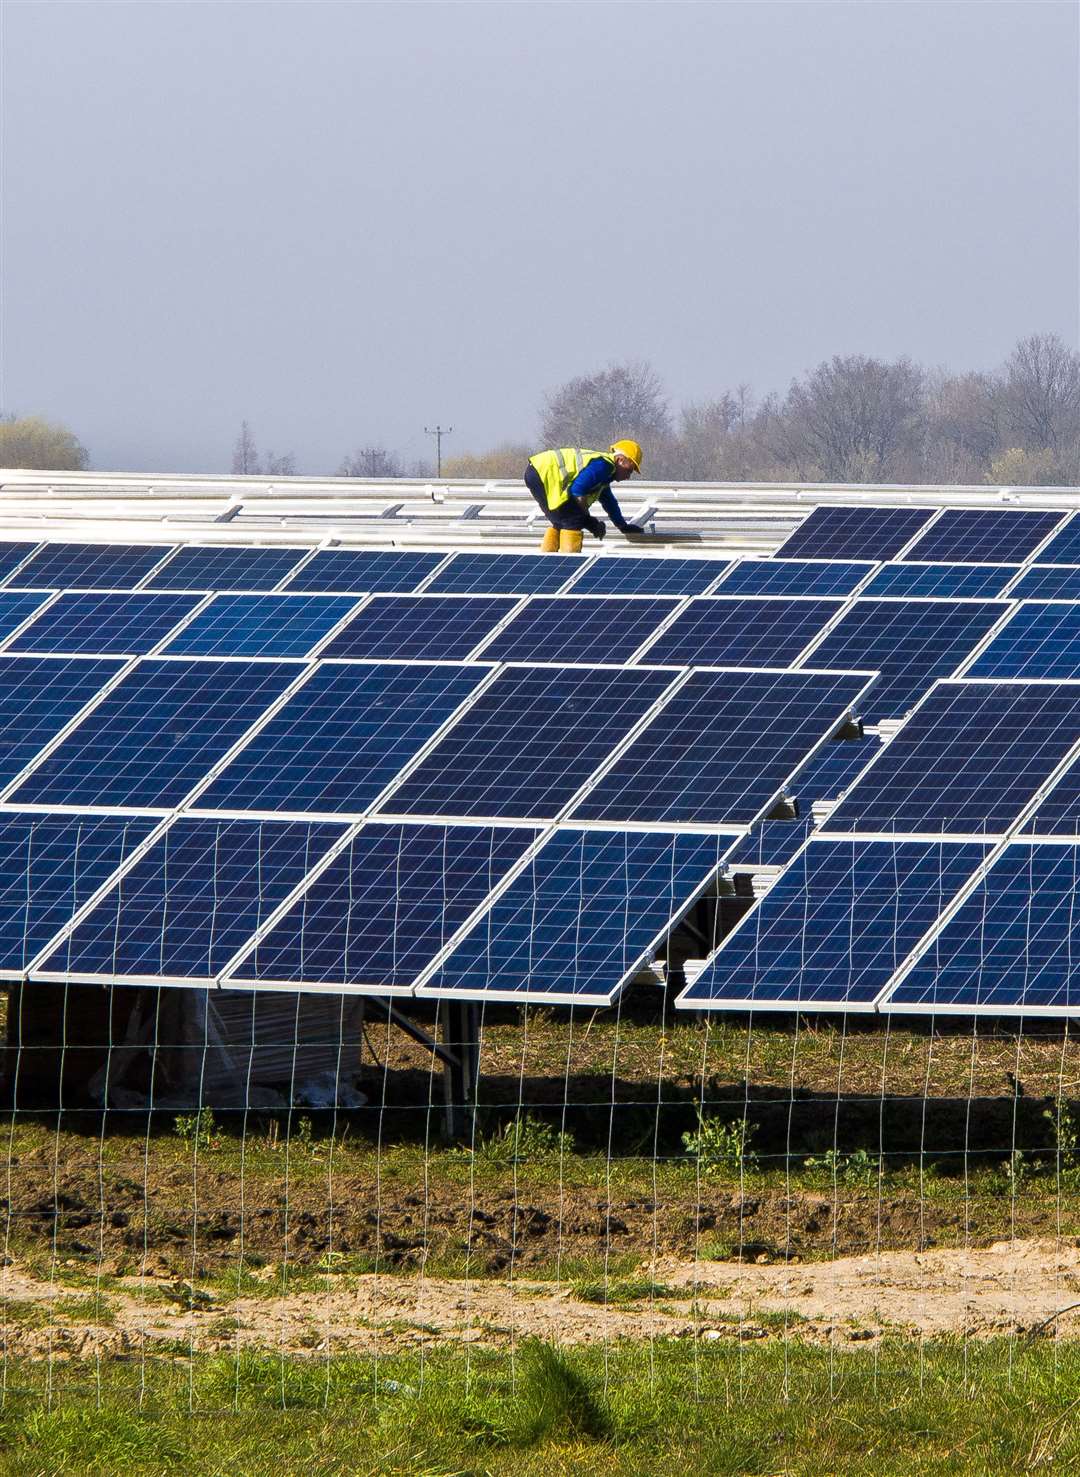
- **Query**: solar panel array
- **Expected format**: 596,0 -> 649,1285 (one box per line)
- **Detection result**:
8,498 -> 1080,1015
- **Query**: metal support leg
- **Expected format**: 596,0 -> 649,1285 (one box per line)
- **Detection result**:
438,999 -> 480,1141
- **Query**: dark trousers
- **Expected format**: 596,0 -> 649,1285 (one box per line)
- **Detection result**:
524,465 -> 590,530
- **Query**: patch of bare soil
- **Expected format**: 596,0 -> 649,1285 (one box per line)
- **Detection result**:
5,1238 -> 1080,1360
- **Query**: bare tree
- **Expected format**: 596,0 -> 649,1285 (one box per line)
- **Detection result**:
540,361 -> 672,450
776,355 -> 925,481
231,420 -> 260,474
0,414 -> 88,470
337,446 -> 403,478
998,333 -> 1080,452
262,450 -> 297,476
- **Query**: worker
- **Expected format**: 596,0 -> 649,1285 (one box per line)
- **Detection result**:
525,440 -> 646,552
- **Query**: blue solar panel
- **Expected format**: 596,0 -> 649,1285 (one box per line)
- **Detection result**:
423,553 -> 582,594
806,598 -> 1009,719
227,822 -> 537,991
825,680 -> 1080,837
643,597 -> 843,667
0,812 -> 157,974
861,563 -> 1019,599
883,842 -> 1080,1014
34,817 -> 347,983
0,656 -> 123,787
0,592 -> 52,644
777,507 -> 934,561
379,664 -> 675,820
278,549 -> 446,594
723,818 -> 814,869
145,545 -> 310,592
571,557 -> 727,596
678,838 -> 988,1010
9,657 -> 301,809
903,509 -> 1065,564
0,545 -> 41,583
1031,515 -> 1080,566
420,828 -> 730,1004
571,669 -> 872,825
966,603 -> 1080,681
195,661 -> 490,814
481,596 -> 679,664
160,593 -> 359,658
6,543 -> 174,590
6,592 -> 201,655
321,595 -> 515,661
1007,566 -> 1080,601
1020,752 -> 1080,837
714,559 -> 874,597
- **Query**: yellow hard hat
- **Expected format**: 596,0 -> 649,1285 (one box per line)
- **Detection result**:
610,439 -> 642,473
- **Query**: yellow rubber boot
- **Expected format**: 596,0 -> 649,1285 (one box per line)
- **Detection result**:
559,529 -> 584,554
539,525 -> 559,553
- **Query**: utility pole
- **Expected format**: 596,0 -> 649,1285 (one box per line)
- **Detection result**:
425,424 -> 452,477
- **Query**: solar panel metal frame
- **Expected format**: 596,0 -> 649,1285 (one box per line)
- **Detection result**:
140,543 -> 318,593
1,542 -> 179,591
899,508 -> 1070,566
1025,512 -> 1080,567
276,547 -> 455,595
156,590 -> 367,660
958,600 -> 1080,683
315,591 -> 527,663
1000,565 -> 1080,601
0,590 -> 210,657
773,505 -> 941,562
859,562 -> 1022,600
709,557 -> 879,598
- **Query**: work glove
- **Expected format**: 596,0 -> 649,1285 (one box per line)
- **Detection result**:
585,516 -> 606,540
621,523 -> 646,538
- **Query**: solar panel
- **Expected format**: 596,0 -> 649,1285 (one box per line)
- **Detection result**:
225,822 -> 537,992
159,593 -> 359,658
0,812 -> 157,975
33,817 -> 347,985
1030,515 -> 1080,566
804,598 -> 1009,719
423,552 -> 583,595
677,837 -> 988,1010
723,818 -> 813,869
861,563 -> 1019,599
278,549 -> 446,594
321,595 -> 515,662
966,603 -> 1080,681
5,542 -> 173,590
194,661 -> 490,815
902,509 -> 1064,564
776,507 -> 934,561
1006,566 -> 1080,601
824,680 -> 1080,838
0,592 -> 53,644
0,655 -> 124,788
479,596 -> 679,664
6,592 -> 202,655
9,657 -> 302,809
571,557 -> 727,596
642,596 -> 844,667
882,842 -> 1080,1014
570,668 -> 872,825
144,545 -> 310,592
378,664 -> 675,821
0,544 -> 41,582
713,559 -> 875,597
418,827 -> 730,1005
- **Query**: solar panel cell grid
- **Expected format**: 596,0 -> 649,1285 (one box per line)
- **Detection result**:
421,828 -> 730,1004
861,563 -> 1019,599
966,603 -> 1080,681
0,545 -> 41,583
0,592 -> 53,645
570,668 -> 871,826
824,681 -> 1080,837
572,557 -> 727,596
883,843 -> 1080,1013
643,596 -> 844,667
195,661 -> 491,815
0,656 -> 124,788
230,822 -> 538,990
6,543 -> 174,590
805,598 -> 1009,719
1031,516 -> 1080,566
9,657 -> 302,809
159,593 -> 360,658
902,509 -> 1064,564
1006,567 -> 1080,601
321,595 -> 516,661
723,818 -> 813,869
713,559 -> 875,597
776,507 -> 934,561
35,817 -> 347,983
145,545 -> 309,592
678,838 -> 988,1009
423,553 -> 583,594
379,664 -> 675,820
480,596 -> 679,664
6,592 -> 202,655
278,549 -> 446,594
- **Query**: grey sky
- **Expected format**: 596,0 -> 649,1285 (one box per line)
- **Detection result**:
1,1 -> 1077,474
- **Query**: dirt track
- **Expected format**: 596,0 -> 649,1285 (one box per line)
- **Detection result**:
6,1238 -> 1080,1359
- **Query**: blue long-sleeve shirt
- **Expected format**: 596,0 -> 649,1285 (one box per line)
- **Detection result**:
567,457 -> 630,529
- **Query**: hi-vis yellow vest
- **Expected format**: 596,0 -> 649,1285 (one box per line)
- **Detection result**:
529,448 -> 616,512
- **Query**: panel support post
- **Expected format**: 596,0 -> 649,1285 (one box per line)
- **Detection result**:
438,999 -> 479,1141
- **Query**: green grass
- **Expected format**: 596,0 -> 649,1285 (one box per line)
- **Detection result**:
0,1338 -> 1079,1473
